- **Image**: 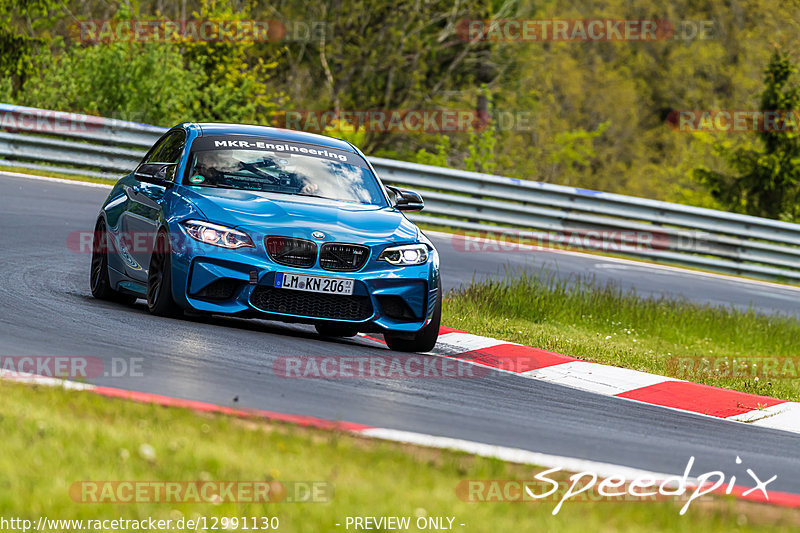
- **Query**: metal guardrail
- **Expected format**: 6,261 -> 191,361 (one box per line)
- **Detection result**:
2,102 -> 800,282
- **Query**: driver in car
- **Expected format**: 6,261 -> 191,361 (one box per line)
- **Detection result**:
192,151 -> 237,185
192,151 -> 319,195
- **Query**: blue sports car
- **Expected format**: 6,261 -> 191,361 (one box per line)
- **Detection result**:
90,124 -> 441,352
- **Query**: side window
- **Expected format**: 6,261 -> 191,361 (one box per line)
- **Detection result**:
145,131 -> 186,165
139,130 -> 185,183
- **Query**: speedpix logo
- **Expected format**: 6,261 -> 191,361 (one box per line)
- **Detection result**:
458,456 -> 776,515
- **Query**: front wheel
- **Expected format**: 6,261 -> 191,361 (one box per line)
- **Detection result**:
384,291 -> 441,353
147,230 -> 182,316
90,219 -> 137,305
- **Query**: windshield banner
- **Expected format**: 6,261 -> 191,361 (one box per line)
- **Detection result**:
190,135 -> 364,166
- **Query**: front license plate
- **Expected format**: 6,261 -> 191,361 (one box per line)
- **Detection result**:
274,272 -> 355,295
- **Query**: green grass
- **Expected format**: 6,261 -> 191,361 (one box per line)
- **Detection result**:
443,270 -> 800,401
3,381 -> 799,532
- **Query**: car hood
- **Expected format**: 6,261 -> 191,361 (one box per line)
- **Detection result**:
180,187 -> 420,244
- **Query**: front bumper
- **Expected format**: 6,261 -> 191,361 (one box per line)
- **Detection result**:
169,234 -> 439,334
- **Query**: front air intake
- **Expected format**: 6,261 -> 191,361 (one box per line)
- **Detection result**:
319,243 -> 369,272
251,287 -> 373,321
266,236 -> 317,268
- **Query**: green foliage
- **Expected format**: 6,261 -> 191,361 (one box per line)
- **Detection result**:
322,119 -> 366,146
20,41 -> 200,124
693,50 -> 800,221
179,0 -> 283,125
0,72 -> 13,102
414,135 -> 450,167
15,1 -> 283,126
6,0 -> 800,213
271,0 -> 494,153
0,0 -> 63,94
464,120 -> 498,174
548,121 -> 611,173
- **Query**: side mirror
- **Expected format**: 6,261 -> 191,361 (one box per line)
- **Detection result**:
387,186 -> 424,211
134,163 -> 176,186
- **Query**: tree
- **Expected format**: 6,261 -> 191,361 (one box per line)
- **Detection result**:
17,0 -> 283,126
180,0 -> 284,125
261,0 -> 502,153
0,0 -> 62,96
693,50 -> 800,221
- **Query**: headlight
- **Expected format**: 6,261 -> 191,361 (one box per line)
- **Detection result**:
378,244 -> 429,266
182,220 -> 254,249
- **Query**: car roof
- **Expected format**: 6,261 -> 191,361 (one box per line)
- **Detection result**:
187,123 -> 357,152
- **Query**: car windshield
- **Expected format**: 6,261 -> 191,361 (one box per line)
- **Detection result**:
185,138 -> 387,206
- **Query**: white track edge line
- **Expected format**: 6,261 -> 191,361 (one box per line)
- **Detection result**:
0,170 -> 113,189
358,427 -> 702,484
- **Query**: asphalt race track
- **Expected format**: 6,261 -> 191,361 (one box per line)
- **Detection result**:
1,172 -> 799,495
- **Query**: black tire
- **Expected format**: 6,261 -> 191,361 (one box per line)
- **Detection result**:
147,230 -> 182,316
384,291 -> 441,353
90,219 -> 137,305
315,322 -> 359,338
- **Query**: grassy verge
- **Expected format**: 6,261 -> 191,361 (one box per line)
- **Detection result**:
443,270 -> 800,401
3,381 -> 798,532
